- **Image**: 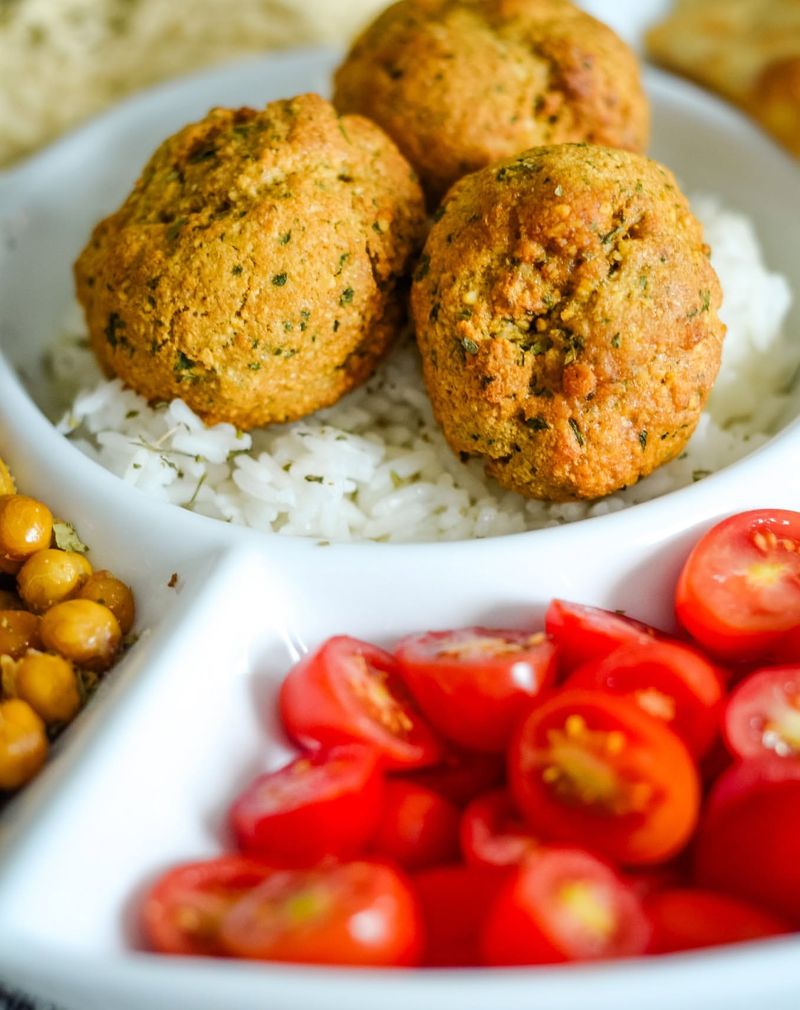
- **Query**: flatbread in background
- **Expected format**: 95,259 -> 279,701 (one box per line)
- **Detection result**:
646,0 -> 800,158
0,0 -> 387,168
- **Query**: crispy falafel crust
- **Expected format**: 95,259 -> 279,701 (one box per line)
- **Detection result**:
411,144 -> 725,502
74,93 -> 426,429
333,0 -> 650,203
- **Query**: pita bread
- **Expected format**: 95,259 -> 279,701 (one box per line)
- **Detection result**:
646,0 -> 800,156
0,0 -> 386,168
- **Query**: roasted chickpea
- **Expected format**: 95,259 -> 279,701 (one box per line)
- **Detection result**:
15,652 -> 81,725
17,549 -> 93,613
0,495 -> 53,562
0,698 -> 48,789
0,457 -> 14,496
77,570 -> 135,636
40,599 -> 121,672
0,610 -> 41,659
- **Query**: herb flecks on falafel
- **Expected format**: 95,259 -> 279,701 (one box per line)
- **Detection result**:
411,144 -> 725,502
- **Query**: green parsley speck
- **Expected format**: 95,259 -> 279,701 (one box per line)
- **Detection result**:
568,418 -> 584,447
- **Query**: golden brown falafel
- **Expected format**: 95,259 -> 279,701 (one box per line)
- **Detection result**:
74,94 -> 426,429
333,0 -> 650,204
411,144 -> 725,502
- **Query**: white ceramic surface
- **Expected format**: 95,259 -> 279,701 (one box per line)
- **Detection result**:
0,25 -> 799,1010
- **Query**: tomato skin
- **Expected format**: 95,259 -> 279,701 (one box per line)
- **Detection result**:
675,510 -> 800,662
625,863 -> 689,902
723,665 -> 800,761
700,735 -> 734,789
371,780 -> 461,871
229,745 -> 384,867
142,856 -> 274,956
566,640 -> 724,759
481,847 -> 651,966
393,627 -> 557,752
219,861 -> 423,966
694,757 -> 800,923
509,690 -> 701,866
460,790 -> 539,868
770,624 -> 800,664
404,747 -> 505,808
412,864 -> 505,967
279,637 -> 442,770
545,600 -> 660,675
644,889 -> 790,954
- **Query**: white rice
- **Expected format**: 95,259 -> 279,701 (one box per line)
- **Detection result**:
51,197 -> 796,543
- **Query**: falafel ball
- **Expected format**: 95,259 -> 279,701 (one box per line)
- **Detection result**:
74,94 -> 426,429
411,144 -> 725,502
333,0 -> 649,204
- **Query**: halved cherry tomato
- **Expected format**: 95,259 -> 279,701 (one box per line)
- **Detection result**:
724,665 -> 800,761
545,600 -> 660,674
676,510 -> 800,662
509,690 -> 700,866
460,790 -> 539,868
394,627 -> 557,752
371,780 -> 460,871
770,624 -> 800,664
694,757 -> 800,923
219,861 -> 423,966
404,747 -> 505,807
142,856 -> 273,956
566,640 -> 724,758
700,736 -> 734,788
413,864 -> 505,967
625,862 -> 689,901
481,847 -> 651,965
279,637 -> 442,770
229,745 -> 384,867
644,889 -> 789,954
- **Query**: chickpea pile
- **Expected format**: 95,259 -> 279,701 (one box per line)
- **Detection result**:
0,462 -> 135,791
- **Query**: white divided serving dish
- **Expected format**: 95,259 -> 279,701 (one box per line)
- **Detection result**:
1,30 -> 800,1010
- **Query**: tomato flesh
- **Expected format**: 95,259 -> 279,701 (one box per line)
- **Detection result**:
724,665 -> 800,761
229,744 -> 384,867
371,780 -> 461,871
460,790 -> 539,868
566,640 -> 724,758
219,861 -> 423,966
394,627 -> 557,752
694,757 -> 800,923
545,600 -> 659,674
676,510 -> 800,662
279,636 -> 442,770
644,889 -> 789,954
509,690 -> 700,866
481,847 -> 651,965
142,856 -> 273,956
